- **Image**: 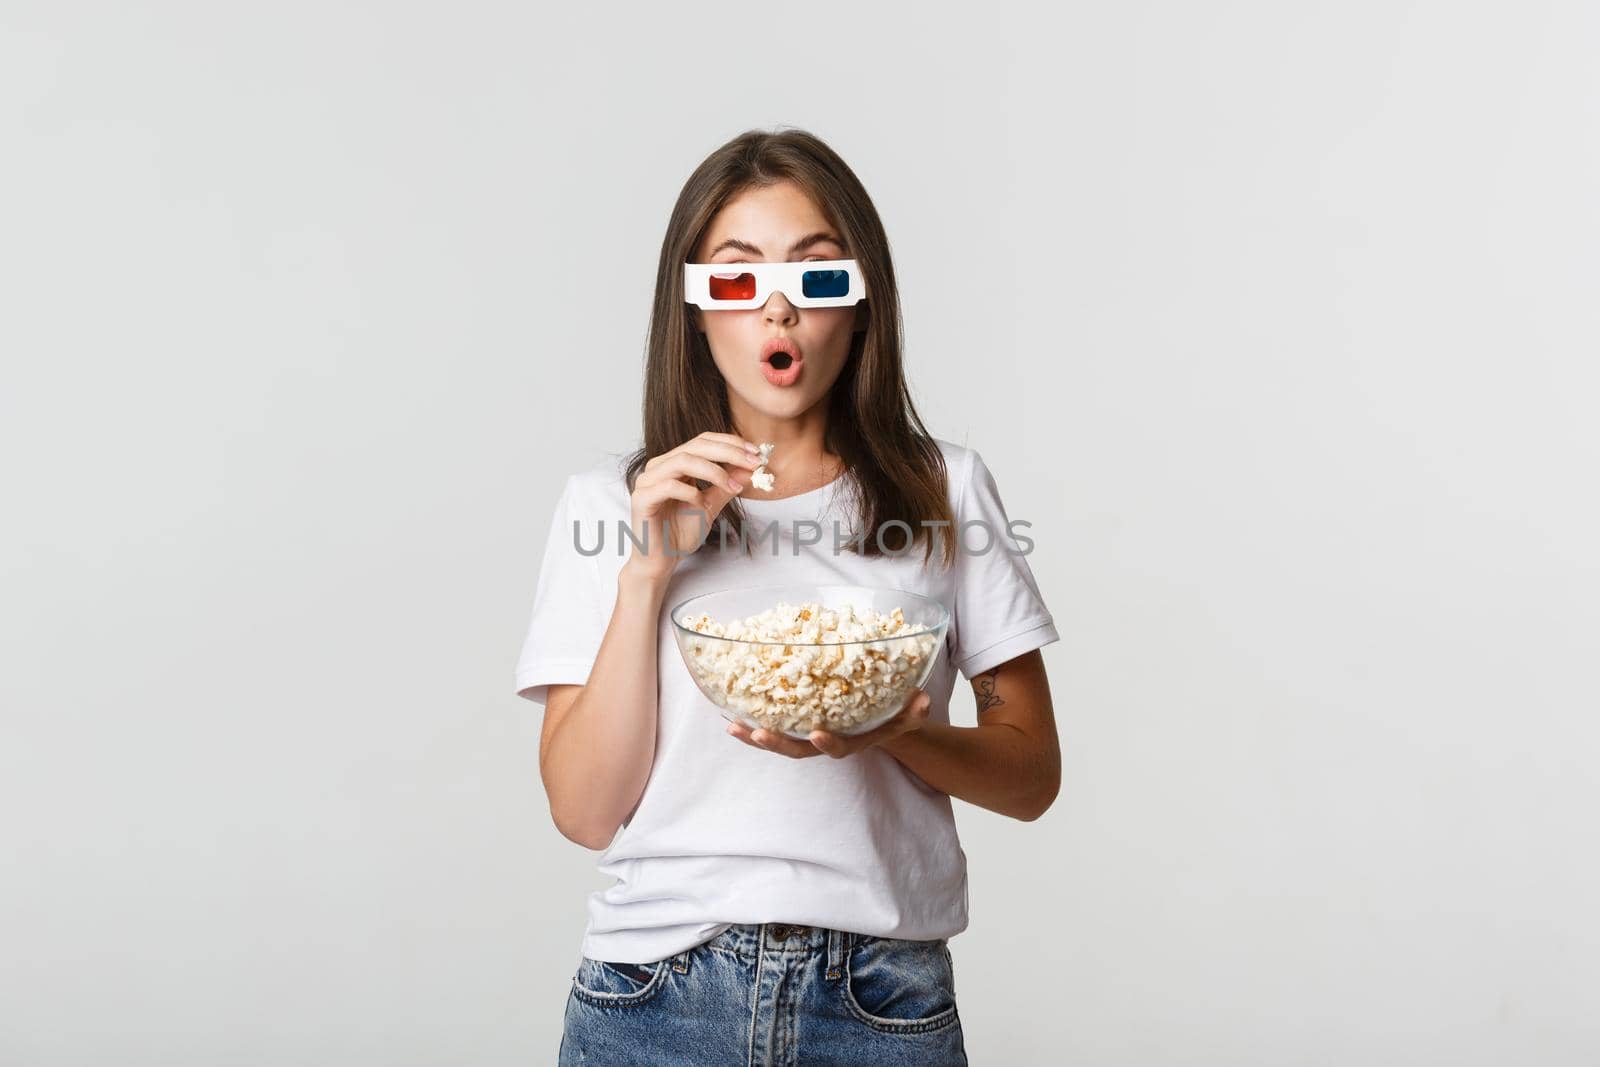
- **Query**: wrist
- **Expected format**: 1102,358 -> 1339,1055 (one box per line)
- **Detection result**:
879,726 -> 924,758
883,711 -> 947,754
618,559 -> 674,600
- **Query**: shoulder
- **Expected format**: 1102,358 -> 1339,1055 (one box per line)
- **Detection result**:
556,451 -> 635,521
929,438 -> 1021,523
929,438 -> 983,511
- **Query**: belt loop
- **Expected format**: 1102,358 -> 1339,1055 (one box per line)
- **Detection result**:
825,928 -> 844,980
671,949 -> 691,974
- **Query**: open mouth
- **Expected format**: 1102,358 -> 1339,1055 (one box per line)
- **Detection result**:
760,337 -> 804,387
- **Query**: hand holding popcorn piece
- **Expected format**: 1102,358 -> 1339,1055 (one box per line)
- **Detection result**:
624,431 -> 766,583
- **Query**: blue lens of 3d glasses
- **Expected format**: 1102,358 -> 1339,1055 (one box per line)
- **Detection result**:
801,268 -> 850,299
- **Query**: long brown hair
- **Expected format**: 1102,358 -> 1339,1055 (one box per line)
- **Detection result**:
623,126 -> 956,568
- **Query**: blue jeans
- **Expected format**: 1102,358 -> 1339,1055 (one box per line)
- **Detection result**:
559,923 -> 968,1066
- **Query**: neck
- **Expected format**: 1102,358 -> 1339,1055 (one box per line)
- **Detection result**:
728,391 -> 840,496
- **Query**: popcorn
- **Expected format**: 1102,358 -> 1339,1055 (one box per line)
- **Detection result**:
749,442 -> 776,492
681,600 -> 940,735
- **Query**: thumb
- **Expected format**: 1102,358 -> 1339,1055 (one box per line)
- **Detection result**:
700,470 -> 747,519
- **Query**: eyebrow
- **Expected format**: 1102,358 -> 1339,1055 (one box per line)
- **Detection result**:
705,231 -> 846,260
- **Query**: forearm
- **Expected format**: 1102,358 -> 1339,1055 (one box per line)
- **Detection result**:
879,717 -> 1059,821
542,565 -> 668,845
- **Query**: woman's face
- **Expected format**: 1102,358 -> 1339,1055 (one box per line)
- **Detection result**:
690,180 -> 866,421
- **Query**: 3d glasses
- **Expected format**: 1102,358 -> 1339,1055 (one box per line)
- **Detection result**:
683,258 -> 866,310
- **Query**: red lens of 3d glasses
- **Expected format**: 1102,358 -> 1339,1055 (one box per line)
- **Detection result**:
707,272 -> 757,301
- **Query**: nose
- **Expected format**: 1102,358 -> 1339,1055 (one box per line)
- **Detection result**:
762,290 -> 798,327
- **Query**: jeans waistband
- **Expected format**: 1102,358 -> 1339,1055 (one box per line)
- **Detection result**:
691,923 -> 860,978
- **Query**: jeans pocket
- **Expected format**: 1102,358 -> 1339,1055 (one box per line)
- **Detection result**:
571,955 -> 668,1008
841,936 -> 960,1034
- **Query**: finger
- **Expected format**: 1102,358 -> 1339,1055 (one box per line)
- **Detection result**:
817,719 -> 895,754
892,687 -> 930,719
808,729 -> 856,759
639,453 -> 741,493
687,457 -> 755,518
635,478 -> 704,515
905,689 -> 932,721
815,692 -> 930,755
698,470 -> 748,518
649,435 -> 762,473
681,439 -> 766,470
869,691 -> 930,737
729,720 -> 790,754
750,726 -> 822,759
660,453 -> 742,489
853,693 -> 918,737
725,722 -> 762,748
697,431 -> 766,456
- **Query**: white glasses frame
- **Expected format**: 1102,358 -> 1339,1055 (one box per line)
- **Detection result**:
682,258 -> 867,310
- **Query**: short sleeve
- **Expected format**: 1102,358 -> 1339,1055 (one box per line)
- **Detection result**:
948,449 -> 1060,684
514,474 -> 609,706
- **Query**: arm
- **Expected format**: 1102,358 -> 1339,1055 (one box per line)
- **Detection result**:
538,432 -> 762,850
539,567 -> 671,850
878,649 -> 1060,821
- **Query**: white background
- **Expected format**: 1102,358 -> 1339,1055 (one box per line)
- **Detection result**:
3,2 -> 1597,1064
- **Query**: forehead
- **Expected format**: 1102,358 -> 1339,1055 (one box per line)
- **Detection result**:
696,180 -> 838,257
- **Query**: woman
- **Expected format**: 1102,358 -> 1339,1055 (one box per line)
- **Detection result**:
515,127 -> 1060,1066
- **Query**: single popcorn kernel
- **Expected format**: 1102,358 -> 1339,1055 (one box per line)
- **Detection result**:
750,442 -> 776,492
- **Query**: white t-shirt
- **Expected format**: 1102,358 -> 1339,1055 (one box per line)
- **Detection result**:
514,439 -> 1058,965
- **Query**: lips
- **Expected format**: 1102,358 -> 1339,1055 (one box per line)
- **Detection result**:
760,336 -> 804,388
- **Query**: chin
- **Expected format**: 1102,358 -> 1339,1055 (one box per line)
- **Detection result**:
737,395 -> 805,419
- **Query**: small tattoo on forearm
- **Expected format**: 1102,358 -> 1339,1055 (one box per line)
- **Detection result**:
975,670 -> 1005,712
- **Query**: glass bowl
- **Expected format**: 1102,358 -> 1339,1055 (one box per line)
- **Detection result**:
670,584 -> 951,740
